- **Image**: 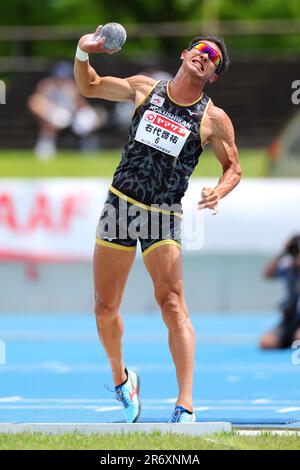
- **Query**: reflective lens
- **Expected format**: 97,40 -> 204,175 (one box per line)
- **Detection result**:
191,42 -> 222,69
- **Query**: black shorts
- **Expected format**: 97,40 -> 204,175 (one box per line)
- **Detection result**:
96,186 -> 182,257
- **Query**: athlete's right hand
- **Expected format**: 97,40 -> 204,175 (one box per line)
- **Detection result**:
78,25 -> 120,55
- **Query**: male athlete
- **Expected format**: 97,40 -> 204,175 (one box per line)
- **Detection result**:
74,27 -> 241,423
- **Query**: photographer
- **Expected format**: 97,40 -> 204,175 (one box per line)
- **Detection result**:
260,235 -> 300,349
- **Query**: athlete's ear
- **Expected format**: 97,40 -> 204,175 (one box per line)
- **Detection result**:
208,74 -> 219,84
180,49 -> 188,60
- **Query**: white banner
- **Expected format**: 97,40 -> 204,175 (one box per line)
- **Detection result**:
0,178 -> 299,260
0,179 -> 107,261
191,178 -> 300,253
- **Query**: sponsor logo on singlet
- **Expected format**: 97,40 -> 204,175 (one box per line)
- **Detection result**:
135,110 -> 191,158
150,94 -> 165,107
148,104 -> 192,129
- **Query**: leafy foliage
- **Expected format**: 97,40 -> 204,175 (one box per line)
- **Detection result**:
1,0 -> 300,55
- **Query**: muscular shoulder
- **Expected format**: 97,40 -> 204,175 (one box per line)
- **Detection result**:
126,74 -> 157,107
202,101 -> 234,145
127,75 -> 157,95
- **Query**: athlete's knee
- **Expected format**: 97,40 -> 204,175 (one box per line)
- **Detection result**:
156,285 -> 180,311
156,287 -> 190,329
94,296 -> 118,323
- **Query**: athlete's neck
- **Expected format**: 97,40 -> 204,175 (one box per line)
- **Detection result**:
168,71 -> 205,105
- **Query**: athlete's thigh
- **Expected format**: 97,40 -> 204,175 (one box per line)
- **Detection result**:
93,243 -> 136,307
143,244 -> 183,296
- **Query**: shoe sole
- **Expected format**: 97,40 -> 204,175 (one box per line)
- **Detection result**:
132,372 -> 141,423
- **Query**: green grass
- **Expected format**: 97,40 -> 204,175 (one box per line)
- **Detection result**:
0,431 -> 299,450
0,149 -> 268,178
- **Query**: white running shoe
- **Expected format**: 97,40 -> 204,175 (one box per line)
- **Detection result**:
169,405 -> 196,423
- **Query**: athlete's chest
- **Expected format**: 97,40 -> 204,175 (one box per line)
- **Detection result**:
133,96 -> 202,158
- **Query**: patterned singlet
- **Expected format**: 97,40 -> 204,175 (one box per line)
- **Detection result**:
111,80 -> 211,207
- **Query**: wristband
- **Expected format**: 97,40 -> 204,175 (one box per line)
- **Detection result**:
76,44 -> 89,62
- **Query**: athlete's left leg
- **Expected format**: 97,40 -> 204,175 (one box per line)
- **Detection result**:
143,243 -> 196,411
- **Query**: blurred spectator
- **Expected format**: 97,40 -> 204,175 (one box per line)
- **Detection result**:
114,67 -> 173,131
28,61 -> 106,159
260,235 -> 300,349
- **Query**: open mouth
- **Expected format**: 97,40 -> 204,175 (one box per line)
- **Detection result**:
191,59 -> 204,73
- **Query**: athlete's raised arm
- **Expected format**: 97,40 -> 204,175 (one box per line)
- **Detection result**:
198,102 -> 241,214
74,26 -> 156,104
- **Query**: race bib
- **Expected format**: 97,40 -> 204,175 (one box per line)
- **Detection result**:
135,110 -> 190,158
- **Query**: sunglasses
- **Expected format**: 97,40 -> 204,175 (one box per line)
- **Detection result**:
188,42 -> 222,71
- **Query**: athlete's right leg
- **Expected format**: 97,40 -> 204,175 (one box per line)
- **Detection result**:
93,241 -> 136,385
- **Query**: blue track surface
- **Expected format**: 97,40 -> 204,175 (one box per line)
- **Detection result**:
0,313 -> 300,427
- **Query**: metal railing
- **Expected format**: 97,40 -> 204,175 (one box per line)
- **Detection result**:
1,19 -> 300,41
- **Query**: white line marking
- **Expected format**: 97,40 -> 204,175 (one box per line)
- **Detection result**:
0,396 -> 22,403
1,362 -> 299,374
1,397 -> 300,406
0,405 -> 298,412
252,399 -> 271,404
0,406 -> 120,410
277,407 -> 300,414
226,376 -> 241,382
94,406 -> 122,412
0,331 -> 258,345
42,362 -> 71,374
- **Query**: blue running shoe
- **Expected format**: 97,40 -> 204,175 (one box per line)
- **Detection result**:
169,405 -> 196,423
115,369 -> 141,423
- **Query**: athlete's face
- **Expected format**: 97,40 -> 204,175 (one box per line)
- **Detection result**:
181,40 -> 223,83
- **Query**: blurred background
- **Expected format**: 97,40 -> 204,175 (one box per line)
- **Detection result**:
0,0 -> 299,315
0,0 -> 300,427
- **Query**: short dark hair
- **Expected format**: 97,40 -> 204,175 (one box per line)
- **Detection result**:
187,35 -> 229,75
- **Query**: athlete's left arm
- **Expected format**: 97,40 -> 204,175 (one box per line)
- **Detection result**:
198,106 -> 242,214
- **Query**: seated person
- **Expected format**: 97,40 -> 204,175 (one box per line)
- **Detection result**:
28,61 -> 103,159
260,235 -> 300,349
